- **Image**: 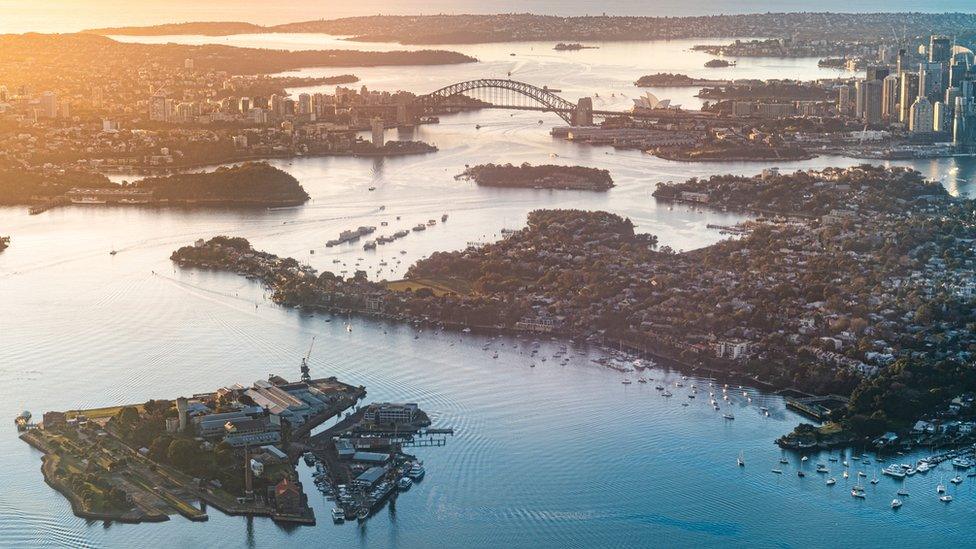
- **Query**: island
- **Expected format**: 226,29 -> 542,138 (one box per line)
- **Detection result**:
131,162 -> 310,206
654,141 -> 815,162
19,371 -> 443,525
635,73 -> 732,87
171,165 -> 976,455
455,163 -> 614,191
554,43 -> 597,51
704,59 -> 735,68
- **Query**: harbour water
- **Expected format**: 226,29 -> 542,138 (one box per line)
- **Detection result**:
2,36 -> 976,548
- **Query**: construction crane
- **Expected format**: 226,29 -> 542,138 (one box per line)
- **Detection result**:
300,336 -> 315,382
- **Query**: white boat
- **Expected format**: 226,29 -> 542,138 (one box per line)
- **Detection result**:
332,508 -> 345,523
870,477 -> 879,485
801,456 -> 809,462
891,498 -> 902,509
851,487 -> 866,499
951,457 -> 974,469
816,464 -> 829,474
937,481 -> 946,494
779,458 -> 789,464
771,468 -> 783,474
950,475 -> 963,484
842,471 -> 849,479
723,413 -> 735,420
916,461 -> 930,473
857,471 -> 866,478
940,495 -> 953,503
882,465 -> 906,479
737,451 -> 745,467
826,477 -> 836,486
897,488 -> 909,496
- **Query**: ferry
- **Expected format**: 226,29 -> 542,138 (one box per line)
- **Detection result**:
397,477 -> 413,490
332,508 -> 345,523
407,463 -> 426,480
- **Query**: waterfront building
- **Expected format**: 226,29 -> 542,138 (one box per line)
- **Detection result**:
909,96 -> 934,133
273,478 -> 303,515
223,415 -> 282,447
363,402 -> 419,425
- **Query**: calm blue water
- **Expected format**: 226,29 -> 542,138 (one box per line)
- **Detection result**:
3,35 -> 976,548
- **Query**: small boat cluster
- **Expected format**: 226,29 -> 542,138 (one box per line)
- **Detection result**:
748,445 -> 976,509
303,451 -> 425,524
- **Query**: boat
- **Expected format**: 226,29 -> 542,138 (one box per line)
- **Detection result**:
857,471 -> 867,477
842,471 -> 849,479
407,464 -> 426,480
759,406 -> 769,413
828,456 -> 838,462
109,249 -> 117,256
779,458 -> 789,464
816,464 -> 829,474
951,457 -> 974,469
870,477 -> 879,485
851,486 -> 866,499
397,477 -> 413,490
891,498 -> 902,509
950,475 -> 963,484
916,461 -> 930,473
826,477 -> 836,486
882,465 -> 906,479
897,488 -> 909,496
723,413 -> 735,420
797,471 -> 805,478
621,379 -> 632,385
441,214 -> 449,222
771,468 -> 783,474
662,390 -> 673,397
937,481 -> 946,494
332,508 -> 345,523
801,456 -> 809,462
737,451 -> 745,467
940,495 -> 953,503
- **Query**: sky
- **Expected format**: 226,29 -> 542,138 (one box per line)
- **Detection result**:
1,0 -> 974,34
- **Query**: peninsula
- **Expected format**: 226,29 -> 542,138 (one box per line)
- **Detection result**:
455,163 -> 614,191
172,165 -> 976,451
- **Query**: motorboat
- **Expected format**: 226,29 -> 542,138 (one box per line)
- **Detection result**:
826,477 -> 836,486
950,475 -> 963,484
891,499 -> 903,509
940,495 -> 953,503
332,508 -> 345,523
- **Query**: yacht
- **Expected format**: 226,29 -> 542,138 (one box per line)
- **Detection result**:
857,471 -> 867,478
797,471 -> 806,478
851,486 -> 866,499
801,456 -> 809,462
891,498 -> 903,509
723,413 -> 735,420
950,475 -> 963,484
951,457 -> 974,469
916,461 -> 930,473
779,458 -> 789,465
937,481 -> 946,494
662,390 -> 673,397
737,451 -> 745,467
771,468 -> 783,474
883,465 -> 906,478
816,464 -> 829,474
828,456 -> 838,462
940,494 -> 953,503
842,471 -> 849,479
826,477 -> 836,486
897,487 -> 909,496
621,379 -> 632,385
870,476 -> 879,485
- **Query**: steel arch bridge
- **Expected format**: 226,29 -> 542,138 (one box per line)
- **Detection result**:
417,79 -> 579,124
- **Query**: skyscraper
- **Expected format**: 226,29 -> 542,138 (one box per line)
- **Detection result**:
882,74 -> 900,120
929,35 -> 952,64
899,72 -> 919,122
919,62 -> 946,102
909,96 -> 934,133
370,117 -> 385,148
837,84 -> 851,115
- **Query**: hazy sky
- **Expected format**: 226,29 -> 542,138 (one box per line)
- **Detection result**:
2,0 -> 974,34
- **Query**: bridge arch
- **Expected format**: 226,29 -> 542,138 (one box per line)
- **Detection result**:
418,79 -> 579,124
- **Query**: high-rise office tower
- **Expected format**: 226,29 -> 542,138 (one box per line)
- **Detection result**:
838,84 -> 851,114
929,35 -> 952,64
909,96 -> 934,133
866,66 -> 890,82
882,74 -> 900,119
919,62 -> 946,102
899,72 -> 920,122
